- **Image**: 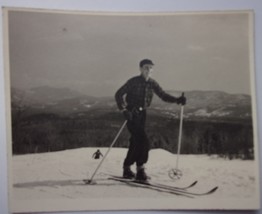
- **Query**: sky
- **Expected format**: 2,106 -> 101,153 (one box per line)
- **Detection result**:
7,9 -> 253,96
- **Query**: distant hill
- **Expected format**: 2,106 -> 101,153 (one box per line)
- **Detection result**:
11,87 -> 254,157
11,86 -> 252,120
151,90 -> 252,120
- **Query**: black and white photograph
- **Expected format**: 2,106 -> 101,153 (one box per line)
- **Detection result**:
3,7 -> 260,213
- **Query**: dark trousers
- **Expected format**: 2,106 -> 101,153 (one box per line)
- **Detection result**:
123,109 -> 150,167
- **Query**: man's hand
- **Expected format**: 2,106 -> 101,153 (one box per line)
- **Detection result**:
177,95 -> 186,105
122,109 -> 133,121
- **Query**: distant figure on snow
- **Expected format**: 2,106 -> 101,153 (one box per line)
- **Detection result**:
92,149 -> 103,159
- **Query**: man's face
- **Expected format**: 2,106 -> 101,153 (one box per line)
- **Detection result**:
140,64 -> 154,81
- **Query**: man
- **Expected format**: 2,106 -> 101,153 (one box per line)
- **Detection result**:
115,59 -> 186,181
92,149 -> 103,159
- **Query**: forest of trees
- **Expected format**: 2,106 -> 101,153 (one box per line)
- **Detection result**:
11,109 -> 254,160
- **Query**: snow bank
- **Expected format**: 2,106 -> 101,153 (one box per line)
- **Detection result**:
10,147 -> 260,212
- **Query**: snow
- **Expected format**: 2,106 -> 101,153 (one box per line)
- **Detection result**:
10,148 -> 260,213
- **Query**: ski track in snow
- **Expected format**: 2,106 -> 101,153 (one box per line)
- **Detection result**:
12,148 -> 258,201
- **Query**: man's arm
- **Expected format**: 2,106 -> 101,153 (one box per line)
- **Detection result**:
152,80 -> 186,105
152,80 -> 178,103
115,80 -> 135,121
115,81 -> 129,110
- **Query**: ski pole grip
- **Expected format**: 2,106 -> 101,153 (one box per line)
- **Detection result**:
181,92 -> 185,106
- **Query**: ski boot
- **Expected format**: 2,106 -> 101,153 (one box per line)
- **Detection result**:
123,166 -> 135,179
136,166 -> 149,182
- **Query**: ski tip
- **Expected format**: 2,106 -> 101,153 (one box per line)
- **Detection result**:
208,186 -> 219,194
193,180 -> 198,184
191,180 -> 198,186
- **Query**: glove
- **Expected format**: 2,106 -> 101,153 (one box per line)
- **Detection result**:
176,95 -> 186,105
122,109 -> 133,121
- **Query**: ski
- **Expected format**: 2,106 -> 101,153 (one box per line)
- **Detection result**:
108,176 -> 218,197
109,175 -> 198,190
108,177 -> 194,198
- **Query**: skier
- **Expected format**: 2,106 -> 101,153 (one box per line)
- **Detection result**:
92,149 -> 103,159
115,59 -> 186,181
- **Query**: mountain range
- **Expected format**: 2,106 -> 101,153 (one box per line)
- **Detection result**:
11,86 -> 252,121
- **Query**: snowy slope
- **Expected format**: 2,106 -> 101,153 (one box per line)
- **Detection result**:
11,148 -> 260,212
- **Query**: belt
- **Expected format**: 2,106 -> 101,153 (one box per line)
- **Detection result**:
127,106 -> 144,112
137,107 -> 144,111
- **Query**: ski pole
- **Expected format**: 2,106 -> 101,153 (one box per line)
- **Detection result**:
176,102 -> 184,170
169,92 -> 185,180
86,120 -> 127,184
